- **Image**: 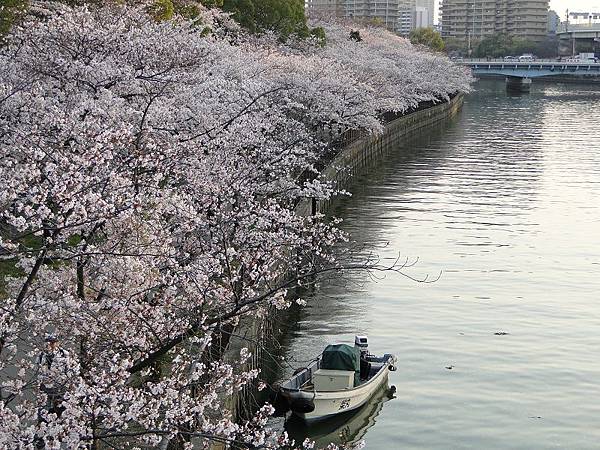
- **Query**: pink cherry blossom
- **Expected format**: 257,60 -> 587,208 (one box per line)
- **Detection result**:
0,2 -> 470,448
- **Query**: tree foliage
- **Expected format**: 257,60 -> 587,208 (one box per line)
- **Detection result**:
442,36 -> 469,56
199,0 -> 223,6
0,0 -> 27,39
474,32 -> 536,58
2,0 -> 317,40
223,0 -> 308,37
443,33 -> 557,59
409,27 -> 444,52
149,0 -> 174,20
534,36 -> 559,58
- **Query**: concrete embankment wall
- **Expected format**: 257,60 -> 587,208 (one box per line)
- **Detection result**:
295,93 -> 465,217
226,93 -> 465,423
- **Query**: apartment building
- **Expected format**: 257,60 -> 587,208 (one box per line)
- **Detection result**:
398,2 -> 414,35
415,0 -> 435,27
306,0 -> 400,31
547,9 -> 559,34
344,0 -> 401,31
440,0 -> 549,42
306,0 -> 436,35
306,0 -> 345,16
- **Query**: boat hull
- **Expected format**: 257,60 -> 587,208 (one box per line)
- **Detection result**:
281,355 -> 395,422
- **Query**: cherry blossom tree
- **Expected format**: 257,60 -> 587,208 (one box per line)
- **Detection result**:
305,18 -> 472,114
0,2 -> 470,448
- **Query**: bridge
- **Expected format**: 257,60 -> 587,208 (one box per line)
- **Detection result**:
459,59 -> 600,91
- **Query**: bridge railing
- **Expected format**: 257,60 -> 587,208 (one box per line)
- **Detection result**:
557,23 -> 600,33
459,58 -> 599,64
458,58 -> 600,67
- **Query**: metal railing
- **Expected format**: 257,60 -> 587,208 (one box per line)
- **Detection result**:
458,58 -> 600,66
557,23 -> 600,33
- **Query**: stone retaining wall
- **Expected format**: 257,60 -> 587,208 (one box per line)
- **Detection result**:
296,93 -> 465,217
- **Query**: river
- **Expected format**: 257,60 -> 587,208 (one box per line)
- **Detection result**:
277,79 -> 600,449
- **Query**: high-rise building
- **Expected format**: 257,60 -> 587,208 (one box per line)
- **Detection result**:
397,1 -> 414,35
398,0 -> 435,35
440,0 -> 549,43
306,0 -> 345,16
306,0 -> 436,35
547,9 -> 559,34
307,0 -> 400,32
343,0 -> 401,32
415,6 -> 429,28
415,0 -> 435,27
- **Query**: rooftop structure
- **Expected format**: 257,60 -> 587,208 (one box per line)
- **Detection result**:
568,11 -> 600,23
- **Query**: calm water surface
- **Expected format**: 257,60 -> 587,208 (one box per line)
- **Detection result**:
278,80 -> 600,449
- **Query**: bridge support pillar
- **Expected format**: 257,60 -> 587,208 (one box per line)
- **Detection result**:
506,76 -> 532,93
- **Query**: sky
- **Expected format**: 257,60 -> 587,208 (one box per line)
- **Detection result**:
550,1 -> 600,16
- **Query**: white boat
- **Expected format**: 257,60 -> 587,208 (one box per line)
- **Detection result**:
279,336 -> 397,422
285,381 -> 393,448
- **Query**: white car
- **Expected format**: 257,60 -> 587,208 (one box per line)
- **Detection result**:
518,54 -> 534,62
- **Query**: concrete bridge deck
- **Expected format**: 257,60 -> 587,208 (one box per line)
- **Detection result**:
459,59 -> 600,79
458,59 -> 600,92
557,23 -> 600,40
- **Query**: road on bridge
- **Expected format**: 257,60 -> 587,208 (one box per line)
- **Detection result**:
457,59 -> 600,80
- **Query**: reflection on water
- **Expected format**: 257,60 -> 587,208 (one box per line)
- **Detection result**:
285,382 -> 393,449
277,80 -> 600,449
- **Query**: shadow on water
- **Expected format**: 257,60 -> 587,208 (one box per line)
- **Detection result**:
505,90 -> 527,98
284,382 -> 394,449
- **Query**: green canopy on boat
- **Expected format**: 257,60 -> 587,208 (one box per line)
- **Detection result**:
321,344 -> 360,372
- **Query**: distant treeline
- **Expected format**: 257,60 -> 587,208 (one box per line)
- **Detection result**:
1,0 -> 325,40
444,32 -> 559,58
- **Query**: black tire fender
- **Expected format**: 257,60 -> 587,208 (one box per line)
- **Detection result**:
290,398 -> 315,414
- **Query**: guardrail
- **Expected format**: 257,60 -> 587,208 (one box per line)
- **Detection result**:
457,59 -> 600,79
458,58 -> 600,65
557,23 -> 600,33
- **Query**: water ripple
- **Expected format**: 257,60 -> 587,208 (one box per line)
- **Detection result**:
282,80 -> 600,449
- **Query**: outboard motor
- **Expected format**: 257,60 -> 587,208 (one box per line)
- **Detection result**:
355,335 -> 371,380
354,335 -> 369,358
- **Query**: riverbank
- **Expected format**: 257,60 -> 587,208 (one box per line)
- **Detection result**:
296,93 -> 465,217
229,92 -> 465,421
